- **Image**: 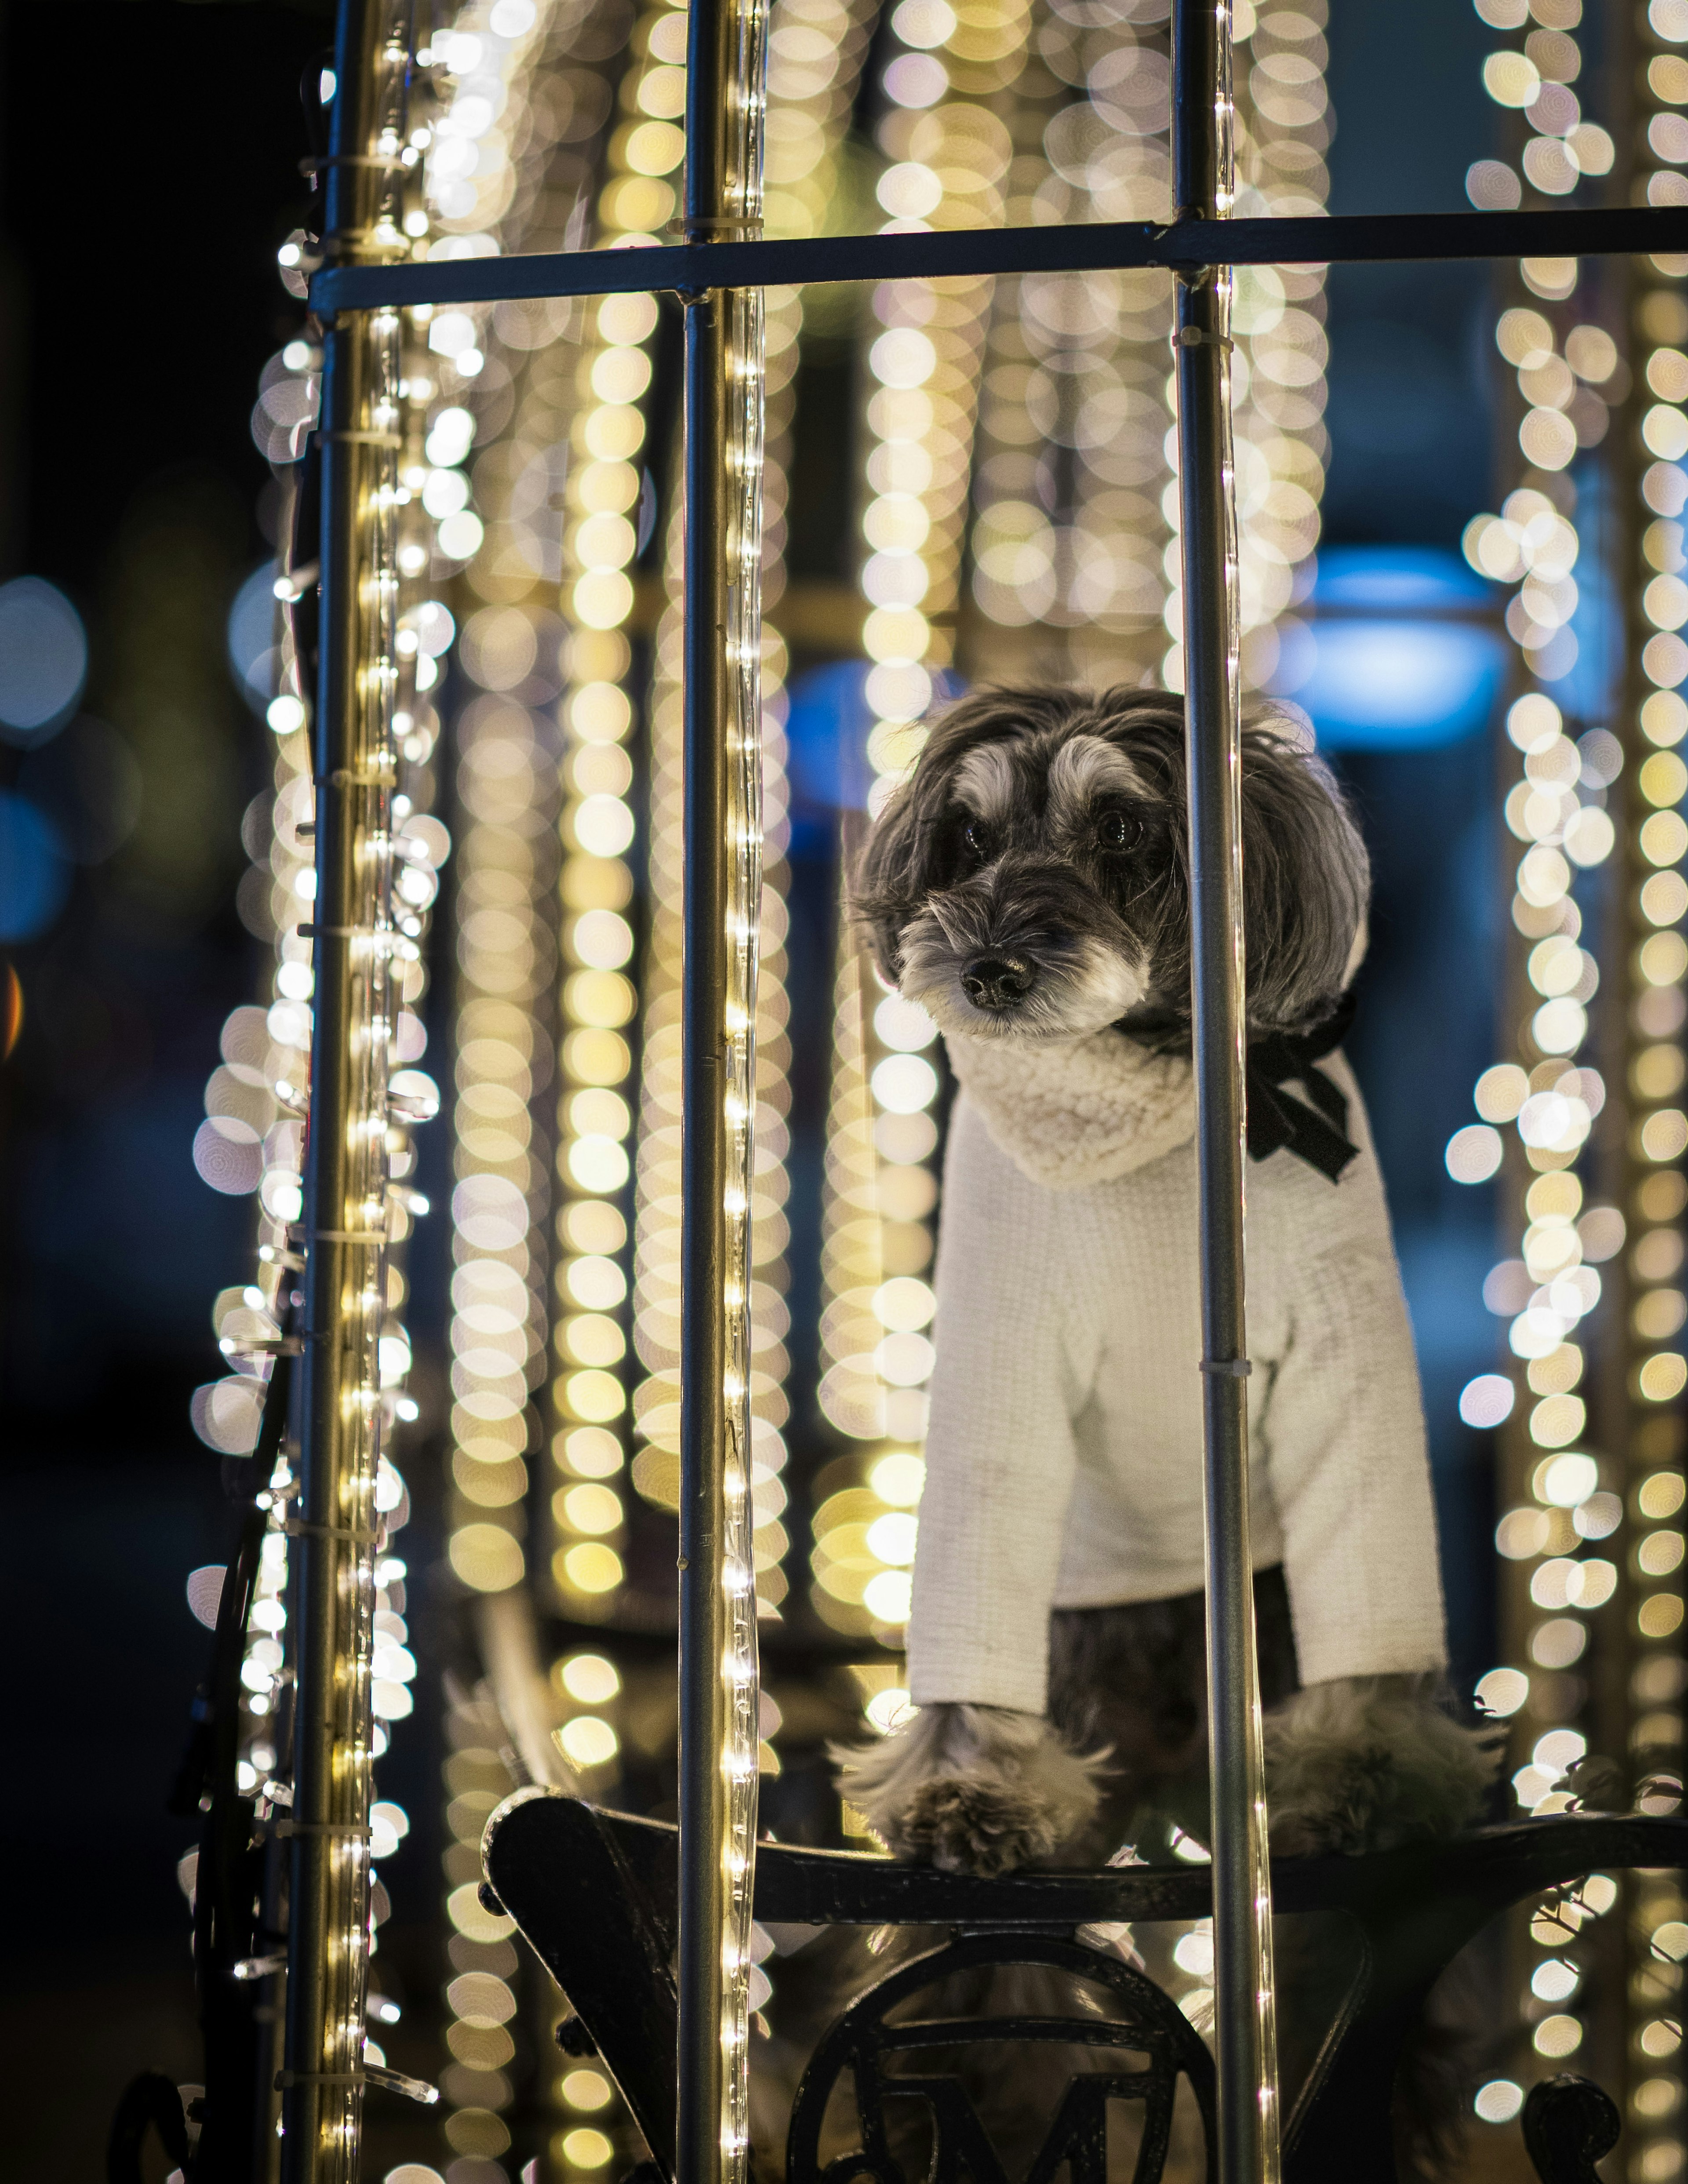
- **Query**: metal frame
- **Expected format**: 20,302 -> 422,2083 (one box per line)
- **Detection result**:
1168,0 -> 1277,2169
299,0 -> 1688,2177
484,1794 -> 1688,2183
676,0 -> 736,2169
313,206 -> 1688,310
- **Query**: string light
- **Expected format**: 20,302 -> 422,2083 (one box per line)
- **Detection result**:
1456,0 -> 1688,2138
185,23 -> 438,2177
1622,28 -> 1688,2167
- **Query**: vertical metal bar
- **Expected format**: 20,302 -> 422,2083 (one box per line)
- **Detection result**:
281,4 -> 387,2178
1170,0 -> 1281,2176
678,0 -> 735,2166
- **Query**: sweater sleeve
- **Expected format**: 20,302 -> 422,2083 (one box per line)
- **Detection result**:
906,1098 -> 1097,1716
1260,1150 -> 1449,1686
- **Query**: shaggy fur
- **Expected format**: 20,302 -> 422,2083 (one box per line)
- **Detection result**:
1263,1674 -> 1502,1857
842,1599 -> 1498,1876
834,1701 -> 1110,1877
853,683 -> 1369,1048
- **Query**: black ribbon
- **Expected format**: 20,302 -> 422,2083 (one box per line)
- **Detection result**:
1244,988 -> 1359,1184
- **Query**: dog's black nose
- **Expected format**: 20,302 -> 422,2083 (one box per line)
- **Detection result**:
960,955 -> 1033,1008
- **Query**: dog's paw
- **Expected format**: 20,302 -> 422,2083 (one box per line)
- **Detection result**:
894,1771 -> 1070,1876
833,1702 -> 1108,1876
1264,1674 -> 1502,1856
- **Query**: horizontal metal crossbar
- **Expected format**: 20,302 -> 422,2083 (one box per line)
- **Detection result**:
311,204 -> 1688,313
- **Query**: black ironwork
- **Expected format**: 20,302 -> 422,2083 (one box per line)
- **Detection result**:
1521,2075 -> 1623,2184
786,1930 -> 1217,2184
311,206 -> 1688,315
106,2071 -> 193,2184
483,1792 -> 1688,2184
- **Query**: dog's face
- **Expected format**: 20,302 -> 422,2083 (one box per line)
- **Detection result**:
854,684 -> 1368,1045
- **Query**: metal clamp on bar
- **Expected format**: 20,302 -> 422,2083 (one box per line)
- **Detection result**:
319,766 -> 396,791
1199,1358 -> 1253,1377
299,153 -> 407,174
282,1518 -> 381,1545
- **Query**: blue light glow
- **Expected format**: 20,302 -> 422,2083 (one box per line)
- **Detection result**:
1286,547 -> 1506,750
0,576 -> 87,743
0,791 -> 71,942
227,563 -> 280,713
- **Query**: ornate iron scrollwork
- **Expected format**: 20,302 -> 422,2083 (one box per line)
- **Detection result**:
1522,2074 -> 1623,2184
486,1796 -> 1688,2184
786,1932 -> 1215,2184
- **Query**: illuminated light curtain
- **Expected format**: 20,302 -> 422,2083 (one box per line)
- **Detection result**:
968,0 -> 1182,688
425,0 -> 783,2160
1226,1 -> 1331,696
630,520 -> 795,1634
629,0 -> 878,1651
963,0 -> 1329,700
1617,17 -> 1688,2162
415,5 -> 656,2175
1450,0 -> 1673,2140
547,0 -> 690,1663
810,0 -> 1036,1693
811,928 -> 936,1688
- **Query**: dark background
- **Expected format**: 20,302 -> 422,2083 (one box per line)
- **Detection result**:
0,1 -> 1506,2174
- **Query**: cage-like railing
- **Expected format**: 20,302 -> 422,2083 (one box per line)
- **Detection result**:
266,0 -> 1688,2179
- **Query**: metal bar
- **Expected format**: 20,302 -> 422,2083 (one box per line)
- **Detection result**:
1171,0 -> 1278,2177
676,0 -> 734,2162
310,204 -> 1688,312
281,4 -> 396,2178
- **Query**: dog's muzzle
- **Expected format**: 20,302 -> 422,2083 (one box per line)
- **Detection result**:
960,954 -> 1035,1011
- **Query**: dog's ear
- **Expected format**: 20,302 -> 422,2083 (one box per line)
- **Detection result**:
1239,727 -> 1369,1034
851,769 -> 935,984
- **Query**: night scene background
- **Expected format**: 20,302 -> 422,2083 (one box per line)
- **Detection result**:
0,0 -> 1522,2173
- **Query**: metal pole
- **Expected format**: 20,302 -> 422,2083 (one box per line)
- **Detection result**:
677,0 -> 735,2166
1170,0 -> 1281,2174
281,4 -> 393,2177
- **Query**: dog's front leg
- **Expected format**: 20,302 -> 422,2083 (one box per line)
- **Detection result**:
1263,1674 -> 1502,1856
834,1701 -> 1109,1877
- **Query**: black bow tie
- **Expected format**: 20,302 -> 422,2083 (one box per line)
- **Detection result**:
1245,989 -> 1360,1184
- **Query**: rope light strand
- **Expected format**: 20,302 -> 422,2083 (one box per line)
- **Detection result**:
1456,0 -> 1668,2138
1618,21 -> 1688,2161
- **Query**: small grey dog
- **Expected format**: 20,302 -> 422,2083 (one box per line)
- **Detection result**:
836,683 -> 1497,1883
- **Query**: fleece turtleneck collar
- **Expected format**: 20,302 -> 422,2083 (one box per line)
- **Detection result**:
942,1025 -> 1195,1191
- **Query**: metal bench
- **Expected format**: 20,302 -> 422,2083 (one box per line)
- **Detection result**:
484,1794 -> 1688,2183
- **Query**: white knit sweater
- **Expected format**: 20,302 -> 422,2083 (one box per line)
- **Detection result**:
907,1026 -> 1448,1717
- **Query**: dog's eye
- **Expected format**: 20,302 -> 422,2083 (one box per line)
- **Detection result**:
960,819 -> 992,864
1097,809 -> 1142,854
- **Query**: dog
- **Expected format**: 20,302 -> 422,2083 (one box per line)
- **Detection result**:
822,683 -> 1497,2170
